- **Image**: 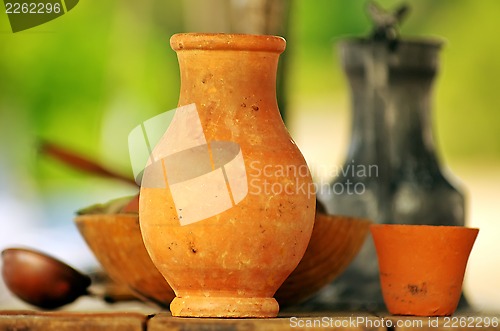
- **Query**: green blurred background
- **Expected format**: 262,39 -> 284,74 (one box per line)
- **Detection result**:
0,0 -> 499,308
1,0 -> 499,191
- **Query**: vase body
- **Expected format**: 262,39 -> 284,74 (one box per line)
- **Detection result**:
317,39 -> 466,307
139,33 -> 315,317
371,224 -> 478,316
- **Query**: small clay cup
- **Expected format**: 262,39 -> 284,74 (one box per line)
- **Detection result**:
371,224 -> 478,316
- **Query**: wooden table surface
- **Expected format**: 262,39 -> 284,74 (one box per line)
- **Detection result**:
1,310 -> 499,330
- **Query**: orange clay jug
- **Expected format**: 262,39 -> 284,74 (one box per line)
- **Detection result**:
139,33 -> 315,317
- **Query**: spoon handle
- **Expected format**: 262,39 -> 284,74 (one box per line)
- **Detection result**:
39,140 -> 137,186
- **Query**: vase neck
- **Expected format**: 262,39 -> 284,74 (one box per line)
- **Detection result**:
171,34 -> 286,119
170,34 -> 288,143
176,49 -> 280,107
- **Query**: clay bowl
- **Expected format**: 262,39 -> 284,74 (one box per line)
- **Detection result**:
75,212 -> 370,309
74,214 -> 175,308
275,213 -> 371,306
371,224 -> 479,316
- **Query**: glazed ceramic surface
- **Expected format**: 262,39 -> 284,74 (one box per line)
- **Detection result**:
371,224 -> 478,316
139,33 -> 315,317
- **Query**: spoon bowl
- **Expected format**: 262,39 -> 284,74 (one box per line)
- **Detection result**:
1,248 -> 91,309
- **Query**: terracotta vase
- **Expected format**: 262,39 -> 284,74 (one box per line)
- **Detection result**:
371,224 -> 478,316
139,33 -> 315,318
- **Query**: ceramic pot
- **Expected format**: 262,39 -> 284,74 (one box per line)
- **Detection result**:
139,33 -> 315,317
371,224 -> 478,316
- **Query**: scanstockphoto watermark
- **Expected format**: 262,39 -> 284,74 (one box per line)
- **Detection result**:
311,159 -> 379,181
289,316 -> 422,329
289,316 -> 499,329
248,160 -> 378,198
3,0 -> 80,33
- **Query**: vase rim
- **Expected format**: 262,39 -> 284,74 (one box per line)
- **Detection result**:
170,33 -> 286,53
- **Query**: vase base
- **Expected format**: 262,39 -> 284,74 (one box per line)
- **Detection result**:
170,296 -> 279,318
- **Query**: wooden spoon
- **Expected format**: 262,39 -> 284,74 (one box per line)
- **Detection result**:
1,248 -> 91,309
39,140 -> 137,186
